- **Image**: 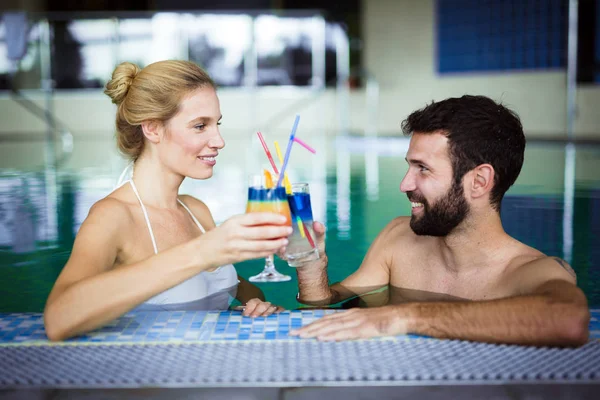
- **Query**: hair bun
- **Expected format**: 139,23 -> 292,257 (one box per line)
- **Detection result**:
104,62 -> 141,105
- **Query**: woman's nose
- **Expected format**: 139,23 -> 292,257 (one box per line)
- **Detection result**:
210,129 -> 225,149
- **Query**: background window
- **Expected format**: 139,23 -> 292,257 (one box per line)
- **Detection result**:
51,19 -> 116,89
255,15 -> 315,86
436,0 -> 568,74
185,14 -> 251,87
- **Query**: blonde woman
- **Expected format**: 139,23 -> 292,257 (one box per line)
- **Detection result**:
44,61 -> 291,341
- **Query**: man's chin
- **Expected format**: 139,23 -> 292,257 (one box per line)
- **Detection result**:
409,218 -> 428,236
409,218 -> 451,237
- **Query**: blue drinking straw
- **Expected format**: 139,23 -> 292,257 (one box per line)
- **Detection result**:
276,115 -> 300,188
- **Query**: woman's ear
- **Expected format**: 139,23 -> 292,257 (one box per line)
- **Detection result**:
141,120 -> 161,144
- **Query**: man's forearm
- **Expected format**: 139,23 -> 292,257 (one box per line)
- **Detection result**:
296,255 -> 337,305
404,287 -> 589,346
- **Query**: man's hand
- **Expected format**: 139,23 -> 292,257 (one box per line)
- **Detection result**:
289,306 -> 410,341
277,221 -> 327,262
311,221 -> 327,255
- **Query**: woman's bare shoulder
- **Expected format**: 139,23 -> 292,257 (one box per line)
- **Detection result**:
84,191 -> 134,229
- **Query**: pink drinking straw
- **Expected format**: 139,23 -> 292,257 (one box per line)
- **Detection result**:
256,132 -> 279,174
293,137 -> 316,154
304,223 -> 316,248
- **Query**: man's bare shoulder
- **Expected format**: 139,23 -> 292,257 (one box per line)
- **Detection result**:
381,216 -> 411,236
507,250 -> 578,295
378,216 -> 423,245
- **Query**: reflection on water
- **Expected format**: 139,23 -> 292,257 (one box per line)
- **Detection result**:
0,136 -> 599,311
339,285 -> 470,310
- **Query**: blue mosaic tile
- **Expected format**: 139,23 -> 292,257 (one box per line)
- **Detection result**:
0,309 -> 598,345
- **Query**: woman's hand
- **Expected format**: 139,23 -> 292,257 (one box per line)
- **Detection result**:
240,298 -> 285,317
197,212 -> 292,269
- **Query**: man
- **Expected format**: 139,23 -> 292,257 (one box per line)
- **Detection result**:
289,95 -> 590,347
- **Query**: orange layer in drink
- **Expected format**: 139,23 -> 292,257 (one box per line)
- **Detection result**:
246,200 -> 293,227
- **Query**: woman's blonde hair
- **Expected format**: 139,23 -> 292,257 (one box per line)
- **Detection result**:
104,60 -> 215,160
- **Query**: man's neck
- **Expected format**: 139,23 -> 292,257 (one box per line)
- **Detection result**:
437,210 -> 509,275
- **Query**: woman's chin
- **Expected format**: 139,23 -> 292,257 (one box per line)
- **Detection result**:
187,169 -> 214,180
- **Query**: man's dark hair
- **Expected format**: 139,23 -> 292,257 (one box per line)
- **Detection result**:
401,95 -> 525,212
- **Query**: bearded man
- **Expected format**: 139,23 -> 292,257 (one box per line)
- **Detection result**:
289,95 -> 590,347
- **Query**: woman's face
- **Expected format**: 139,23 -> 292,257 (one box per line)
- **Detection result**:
158,86 -> 225,180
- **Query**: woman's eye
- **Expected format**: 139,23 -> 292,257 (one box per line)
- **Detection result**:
195,124 -> 205,130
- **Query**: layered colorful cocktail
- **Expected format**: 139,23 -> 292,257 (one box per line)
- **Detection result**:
246,186 -> 292,227
245,174 -> 292,282
285,183 -> 320,267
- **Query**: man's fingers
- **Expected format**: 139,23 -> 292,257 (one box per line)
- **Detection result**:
312,221 -> 326,235
299,319 -> 353,338
289,312 -> 347,335
312,221 -> 327,252
292,315 -> 358,338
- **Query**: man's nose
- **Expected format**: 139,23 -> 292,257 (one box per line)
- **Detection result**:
399,171 -> 415,193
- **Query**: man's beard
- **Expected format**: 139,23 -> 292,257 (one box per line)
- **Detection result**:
408,183 -> 469,236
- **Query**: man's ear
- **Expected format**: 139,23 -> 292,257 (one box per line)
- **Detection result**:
141,120 -> 162,144
469,164 -> 495,199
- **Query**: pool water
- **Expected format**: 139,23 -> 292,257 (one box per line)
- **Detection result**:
0,136 -> 599,311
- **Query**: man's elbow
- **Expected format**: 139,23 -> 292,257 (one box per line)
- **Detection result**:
554,305 -> 590,347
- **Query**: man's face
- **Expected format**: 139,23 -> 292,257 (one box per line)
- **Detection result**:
400,133 -> 470,236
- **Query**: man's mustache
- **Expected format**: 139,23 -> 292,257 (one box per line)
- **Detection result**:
407,191 -> 426,204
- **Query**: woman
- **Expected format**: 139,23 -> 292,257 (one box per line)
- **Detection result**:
43,60 -> 291,341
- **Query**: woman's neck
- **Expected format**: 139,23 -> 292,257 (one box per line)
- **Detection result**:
130,156 -> 184,209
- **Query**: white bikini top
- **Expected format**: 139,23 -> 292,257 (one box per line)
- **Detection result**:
117,169 -> 238,311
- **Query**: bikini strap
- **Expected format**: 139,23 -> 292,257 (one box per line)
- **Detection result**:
129,180 -> 159,254
177,198 -> 206,233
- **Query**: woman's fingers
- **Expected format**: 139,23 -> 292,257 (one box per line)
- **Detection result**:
241,299 -> 283,317
249,301 -> 272,317
242,298 -> 262,316
243,225 -> 292,241
238,238 -> 289,254
238,212 -> 288,227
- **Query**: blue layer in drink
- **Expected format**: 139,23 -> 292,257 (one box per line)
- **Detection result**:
247,186 -> 288,202
287,193 -> 313,221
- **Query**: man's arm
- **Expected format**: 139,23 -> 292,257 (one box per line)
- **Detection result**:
407,279 -> 589,346
296,220 -> 396,306
292,257 -> 590,347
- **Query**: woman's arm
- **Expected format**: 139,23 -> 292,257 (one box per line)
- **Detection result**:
44,198 -> 291,341
235,275 -> 266,302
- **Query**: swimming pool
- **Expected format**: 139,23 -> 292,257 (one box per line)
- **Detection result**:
0,136 -> 599,311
